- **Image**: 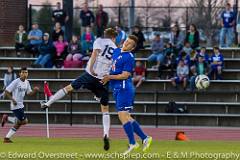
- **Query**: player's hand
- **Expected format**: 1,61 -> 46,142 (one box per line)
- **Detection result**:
12,99 -> 17,106
101,75 -> 110,85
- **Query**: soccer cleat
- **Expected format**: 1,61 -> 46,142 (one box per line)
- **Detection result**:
123,143 -> 139,155
40,101 -> 49,110
1,114 -> 8,127
3,138 -> 13,143
103,135 -> 110,151
143,136 -> 153,152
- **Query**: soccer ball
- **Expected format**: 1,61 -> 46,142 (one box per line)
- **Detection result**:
195,75 -> 210,90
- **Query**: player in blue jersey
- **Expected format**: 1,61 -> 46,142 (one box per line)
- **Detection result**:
101,35 -> 152,155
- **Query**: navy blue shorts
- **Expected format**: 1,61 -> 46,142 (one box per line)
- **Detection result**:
12,108 -> 26,121
71,72 -> 109,106
113,88 -> 134,112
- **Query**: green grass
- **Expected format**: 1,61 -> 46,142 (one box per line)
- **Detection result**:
0,137 -> 240,160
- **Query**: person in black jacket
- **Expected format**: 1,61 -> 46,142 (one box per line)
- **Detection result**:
32,33 -> 55,68
132,26 -> 145,52
80,3 -> 95,35
185,24 -> 199,49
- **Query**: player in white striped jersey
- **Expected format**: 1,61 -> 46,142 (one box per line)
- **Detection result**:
1,67 -> 39,143
40,28 -> 118,150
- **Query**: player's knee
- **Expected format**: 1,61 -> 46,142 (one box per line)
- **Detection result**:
100,96 -> 109,107
21,119 -> 28,125
101,105 -> 109,113
65,85 -> 73,93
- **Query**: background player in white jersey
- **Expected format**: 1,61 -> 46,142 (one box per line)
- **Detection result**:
40,28 -> 117,150
1,67 -> 39,143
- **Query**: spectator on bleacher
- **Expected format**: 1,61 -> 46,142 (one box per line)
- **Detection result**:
81,26 -> 95,54
132,26 -> 145,52
15,25 -> 28,57
32,33 -> 55,68
148,33 -> 164,69
158,47 -> 176,79
80,2 -> 95,35
52,22 -> 64,42
220,3 -> 235,48
96,4 -> 108,37
171,59 -> 189,90
53,35 -> 68,68
177,51 -> 191,66
64,35 -> 85,68
185,24 -> 199,49
236,11 -> 240,47
115,25 -> 127,47
133,61 -> 146,88
0,66 -> 17,99
196,47 -> 209,63
190,55 -> 209,91
209,46 -> 224,80
26,23 -> 43,57
182,41 -> 193,55
52,2 -> 68,39
189,50 -> 198,75
169,24 -> 185,51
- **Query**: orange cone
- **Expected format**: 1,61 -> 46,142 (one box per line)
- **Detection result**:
175,131 -> 189,141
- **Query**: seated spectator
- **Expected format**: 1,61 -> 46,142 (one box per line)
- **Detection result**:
15,25 -> 28,57
185,24 -> 199,49
64,35 -> 85,68
32,33 -> 55,68
189,50 -> 198,74
133,61 -> 146,88
158,51 -> 176,79
148,33 -> 164,68
182,42 -> 193,56
169,24 -> 185,51
0,66 -> 17,99
190,55 -> 209,91
177,51 -> 191,66
209,46 -> 224,80
25,23 -> 43,57
171,60 -> 189,90
53,35 -> 68,68
52,22 -> 64,42
196,47 -> 209,63
132,26 -> 145,52
81,26 -> 95,54
115,25 -> 127,47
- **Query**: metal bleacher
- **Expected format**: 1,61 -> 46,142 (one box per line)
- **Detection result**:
0,47 -> 240,126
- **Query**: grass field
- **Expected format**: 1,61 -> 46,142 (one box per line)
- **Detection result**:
0,138 -> 240,160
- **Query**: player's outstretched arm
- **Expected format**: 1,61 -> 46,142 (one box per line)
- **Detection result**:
101,71 -> 131,85
27,87 -> 39,96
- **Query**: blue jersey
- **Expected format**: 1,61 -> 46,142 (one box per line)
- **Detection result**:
110,48 -> 135,90
221,10 -> 235,28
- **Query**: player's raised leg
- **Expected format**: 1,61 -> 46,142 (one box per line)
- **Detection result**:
41,84 -> 73,109
1,114 -> 17,127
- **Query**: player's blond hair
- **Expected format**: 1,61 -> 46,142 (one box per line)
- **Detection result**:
104,28 -> 118,38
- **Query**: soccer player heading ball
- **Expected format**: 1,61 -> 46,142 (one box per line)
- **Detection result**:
41,28 -> 118,151
1,67 -> 39,143
101,35 -> 152,155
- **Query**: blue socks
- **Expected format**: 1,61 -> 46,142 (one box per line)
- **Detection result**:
123,122 -> 136,145
132,120 -> 147,140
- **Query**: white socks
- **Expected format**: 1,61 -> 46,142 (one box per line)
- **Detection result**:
46,88 -> 68,106
103,112 -> 110,137
6,127 -> 17,138
8,116 -> 16,124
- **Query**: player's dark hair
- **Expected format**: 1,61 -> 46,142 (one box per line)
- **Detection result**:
128,35 -> 138,45
20,67 -> 28,72
104,28 -> 118,38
